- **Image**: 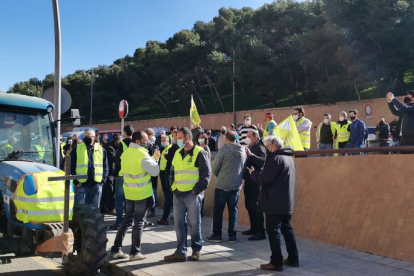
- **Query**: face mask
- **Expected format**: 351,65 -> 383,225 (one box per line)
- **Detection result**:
404,96 -> 412,104
221,131 -> 226,134
339,117 -> 345,122
177,139 -> 185,148
379,121 -> 384,125
244,120 -> 251,126
83,137 -> 93,146
150,136 -> 156,143
161,142 -> 168,147
198,138 -> 205,144
140,140 -> 149,149
244,137 -> 251,145
67,139 -> 73,145
172,138 -> 176,144
350,116 -> 356,121
323,118 -> 329,124
293,114 -> 298,121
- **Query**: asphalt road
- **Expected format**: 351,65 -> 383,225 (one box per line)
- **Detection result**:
0,254 -> 108,275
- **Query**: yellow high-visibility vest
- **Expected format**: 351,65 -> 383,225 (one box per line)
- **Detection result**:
297,117 -> 312,149
122,146 -> 153,201
61,142 -> 66,156
3,143 -> 13,154
160,144 -> 172,171
13,171 -> 74,223
316,122 -> 336,143
171,146 -> 202,192
335,121 -> 351,143
34,145 -> 45,159
263,119 -> 278,138
118,140 -> 128,176
76,143 -> 103,183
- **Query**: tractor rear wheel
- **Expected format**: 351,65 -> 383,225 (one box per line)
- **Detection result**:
64,204 -> 107,275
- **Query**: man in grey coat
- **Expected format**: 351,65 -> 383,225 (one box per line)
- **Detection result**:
248,136 -> 299,272
206,131 -> 247,243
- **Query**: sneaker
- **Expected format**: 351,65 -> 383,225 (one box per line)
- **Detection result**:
206,235 -> 222,243
130,253 -> 146,261
144,221 -> 155,229
229,236 -> 237,243
164,253 -> 187,262
157,218 -> 169,225
111,251 -> 128,259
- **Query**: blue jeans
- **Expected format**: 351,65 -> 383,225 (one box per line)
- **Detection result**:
115,177 -> 125,225
212,189 -> 240,237
160,172 -> 173,220
346,142 -> 363,155
173,192 -> 203,256
111,199 -> 148,255
74,184 -> 102,208
317,143 -> 333,156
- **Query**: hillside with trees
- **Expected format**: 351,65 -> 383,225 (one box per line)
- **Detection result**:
7,0 -> 414,123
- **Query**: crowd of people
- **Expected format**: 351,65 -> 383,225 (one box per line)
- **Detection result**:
57,90 -> 414,272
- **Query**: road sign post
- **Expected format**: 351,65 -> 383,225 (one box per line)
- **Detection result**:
119,100 -> 129,137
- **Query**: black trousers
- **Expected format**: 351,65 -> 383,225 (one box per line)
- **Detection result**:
266,214 -> 299,267
244,180 -> 264,233
100,175 -> 115,213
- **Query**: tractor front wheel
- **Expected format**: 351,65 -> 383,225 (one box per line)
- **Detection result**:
64,204 -> 107,275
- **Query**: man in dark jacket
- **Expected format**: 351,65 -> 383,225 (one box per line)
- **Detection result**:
248,136 -> 299,272
110,125 -> 134,230
387,91 -> 414,146
242,130 -> 267,241
101,134 -> 121,213
375,117 -> 390,146
145,128 -> 160,218
346,109 -> 366,154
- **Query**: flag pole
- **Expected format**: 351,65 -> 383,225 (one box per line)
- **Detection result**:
190,94 -> 193,130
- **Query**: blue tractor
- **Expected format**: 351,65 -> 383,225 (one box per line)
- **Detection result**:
0,93 -> 107,275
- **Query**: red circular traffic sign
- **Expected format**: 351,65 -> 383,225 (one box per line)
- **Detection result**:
364,104 -> 372,116
119,100 -> 129,119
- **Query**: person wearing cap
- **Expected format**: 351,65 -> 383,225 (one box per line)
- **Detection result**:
228,124 -> 239,142
259,113 -> 278,139
387,91 -> 414,146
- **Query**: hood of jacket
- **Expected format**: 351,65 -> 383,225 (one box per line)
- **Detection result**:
224,143 -> 244,157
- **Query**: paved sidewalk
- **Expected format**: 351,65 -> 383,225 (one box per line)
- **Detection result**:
103,209 -> 414,276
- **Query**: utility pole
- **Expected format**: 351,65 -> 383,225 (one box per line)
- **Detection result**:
232,49 -> 236,126
90,68 -> 94,126
52,0 -> 61,166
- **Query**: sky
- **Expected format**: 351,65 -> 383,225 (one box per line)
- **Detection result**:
0,0 -> 269,92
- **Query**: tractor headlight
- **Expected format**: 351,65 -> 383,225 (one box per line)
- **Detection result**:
47,105 -> 54,113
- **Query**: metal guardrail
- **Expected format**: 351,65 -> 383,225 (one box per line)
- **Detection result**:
293,146 -> 414,156
93,113 -> 171,124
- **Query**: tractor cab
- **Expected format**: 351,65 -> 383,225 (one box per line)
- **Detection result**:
0,94 -> 55,166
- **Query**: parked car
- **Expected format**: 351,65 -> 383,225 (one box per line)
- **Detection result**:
99,130 -> 122,142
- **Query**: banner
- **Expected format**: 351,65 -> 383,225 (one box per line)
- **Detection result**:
272,115 -> 304,151
190,95 -> 201,126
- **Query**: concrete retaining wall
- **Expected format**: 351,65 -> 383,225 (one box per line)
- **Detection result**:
156,155 -> 414,262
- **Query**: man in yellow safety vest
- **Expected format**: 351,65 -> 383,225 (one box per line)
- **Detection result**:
293,107 -> 312,150
164,127 -> 211,262
334,111 -> 351,150
2,136 -> 17,154
110,125 -> 134,230
71,129 -> 109,208
110,131 -> 160,261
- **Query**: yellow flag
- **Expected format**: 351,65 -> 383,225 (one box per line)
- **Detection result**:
190,95 -> 201,125
272,115 -> 304,151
